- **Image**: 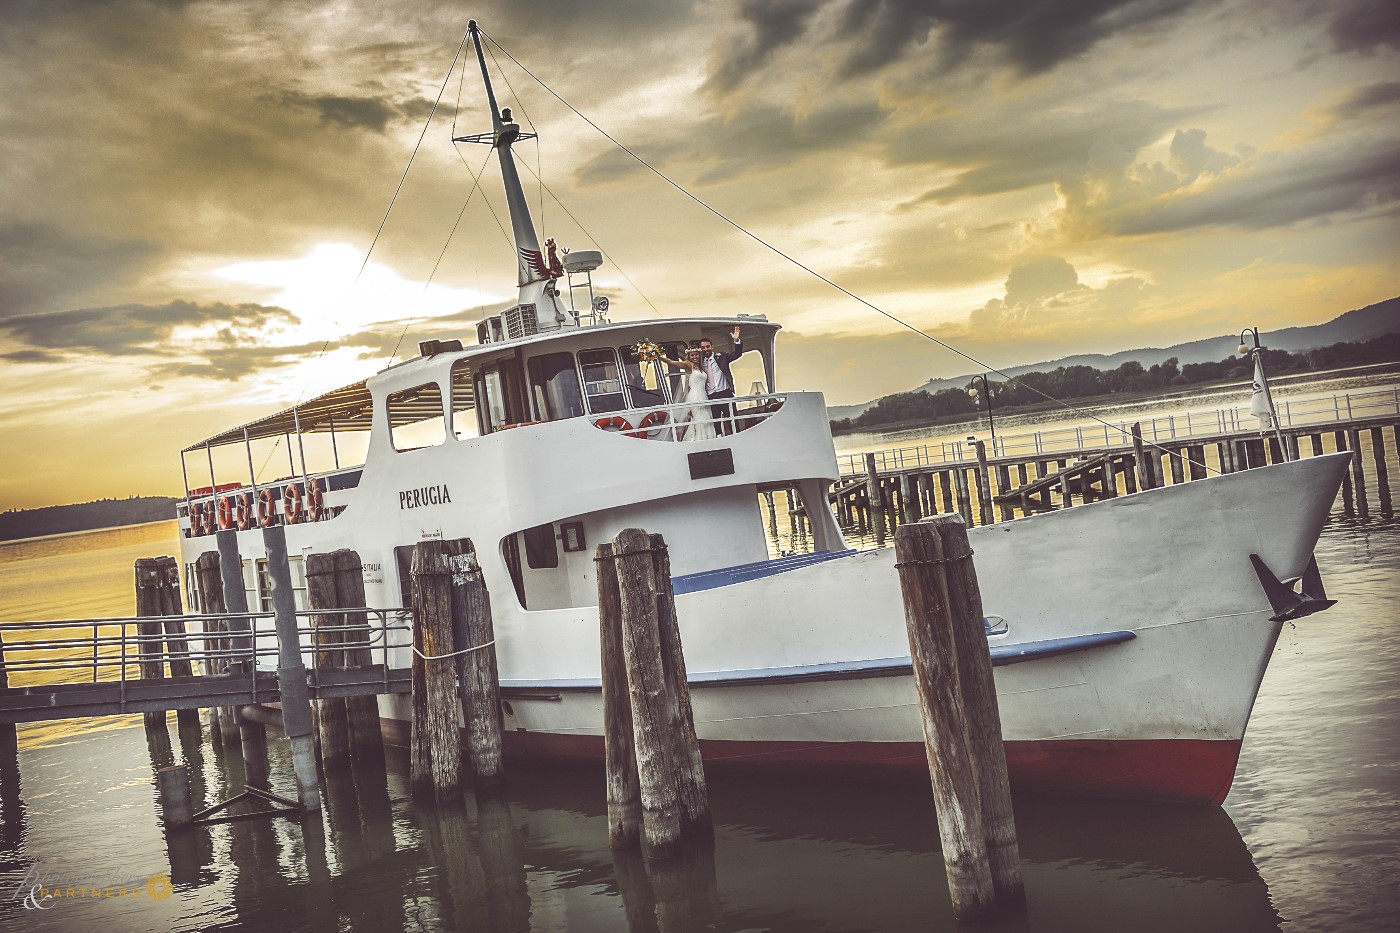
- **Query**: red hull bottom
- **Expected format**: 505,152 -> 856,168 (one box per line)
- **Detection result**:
382,719 -> 1244,805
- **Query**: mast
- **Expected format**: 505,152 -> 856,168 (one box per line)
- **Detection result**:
466,20 -> 545,293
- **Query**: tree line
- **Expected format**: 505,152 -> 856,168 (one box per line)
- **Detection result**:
0,496 -> 179,542
831,332 -> 1400,434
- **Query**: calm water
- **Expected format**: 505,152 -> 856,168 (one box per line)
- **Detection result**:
3,425 -> 1399,930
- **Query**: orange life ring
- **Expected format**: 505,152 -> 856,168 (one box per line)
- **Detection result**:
283,483 -> 303,524
217,496 -> 234,530
257,488 -> 276,527
234,494 -> 252,530
189,502 -> 203,536
627,410 -> 670,438
593,415 -> 633,432
307,478 -> 325,521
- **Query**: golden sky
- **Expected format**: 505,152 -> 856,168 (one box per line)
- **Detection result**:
1,0 -> 1397,509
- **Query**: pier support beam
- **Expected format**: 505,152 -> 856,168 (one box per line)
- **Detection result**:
263,524 -> 320,811
410,540 -> 463,799
214,535 -> 270,789
134,558 -> 167,730
447,539 -> 505,790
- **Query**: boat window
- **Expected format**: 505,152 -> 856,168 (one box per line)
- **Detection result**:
663,341 -> 689,401
523,523 -> 559,569
619,345 -> 668,408
527,352 -> 585,422
449,359 -> 478,439
472,361 -> 526,434
388,383 -> 447,451
254,556 -> 308,612
579,348 -> 627,413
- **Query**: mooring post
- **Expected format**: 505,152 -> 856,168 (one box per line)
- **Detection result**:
263,524 -> 320,811
193,552 -> 227,744
613,527 -> 683,861
410,540 -> 463,799
157,764 -> 194,829
1347,428 -> 1368,518
1131,423 -> 1153,490
650,533 -> 711,836
156,556 -> 201,733
446,539 -> 505,790
865,453 -> 887,546
597,542 -> 642,850
973,441 -> 993,525
0,629 -> 16,769
333,549 -> 386,771
134,557 -> 167,730
306,552 -> 351,771
213,537 -> 270,789
1371,427 -> 1392,515
893,519 -> 1001,921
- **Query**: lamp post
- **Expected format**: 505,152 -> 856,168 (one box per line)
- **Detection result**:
967,374 -> 996,442
1239,326 -> 1289,461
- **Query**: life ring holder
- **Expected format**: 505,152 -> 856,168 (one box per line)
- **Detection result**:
257,488 -> 277,527
283,483 -> 304,524
627,410 -> 670,438
217,496 -> 234,531
593,415 -> 633,433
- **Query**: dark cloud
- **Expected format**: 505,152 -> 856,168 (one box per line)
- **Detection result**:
0,300 -> 295,356
702,0 -> 1205,86
1323,80 -> 1400,121
150,339 -> 328,381
704,0 -> 825,95
575,98 -> 887,187
0,223 -> 158,318
274,92 -> 398,132
1326,0 -> 1400,53
1059,134 -> 1400,237
898,98 -> 1198,203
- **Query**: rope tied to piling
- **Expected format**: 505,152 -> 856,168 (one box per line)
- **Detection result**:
410,639 -> 496,661
894,549 -> 975,569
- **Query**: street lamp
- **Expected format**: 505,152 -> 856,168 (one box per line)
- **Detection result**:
967,373 -> 996,441
1238,325 -> 1289,461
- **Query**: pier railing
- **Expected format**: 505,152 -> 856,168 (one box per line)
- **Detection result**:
839,387 -> 1400,476
0,608 -> 411,720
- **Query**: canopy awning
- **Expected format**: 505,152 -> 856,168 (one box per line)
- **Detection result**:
184,364 -> 473,452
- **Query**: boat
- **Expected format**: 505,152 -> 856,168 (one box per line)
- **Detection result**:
174,22 -> 1350,805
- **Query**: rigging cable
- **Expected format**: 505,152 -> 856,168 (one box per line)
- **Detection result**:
479,29 -> 1215,477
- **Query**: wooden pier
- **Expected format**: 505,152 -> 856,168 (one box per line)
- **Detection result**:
833,414 -> 1400,533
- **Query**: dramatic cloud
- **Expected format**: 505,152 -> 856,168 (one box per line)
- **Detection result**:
0,300 -> 296,358
1326,0 -> 1400,54
703,0 -> 825,96
0,223 -> 158,318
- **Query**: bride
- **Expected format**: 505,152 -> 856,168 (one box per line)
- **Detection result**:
662,345 -> 717,441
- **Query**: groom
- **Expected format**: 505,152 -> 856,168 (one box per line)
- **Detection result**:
700,325 -> 753,435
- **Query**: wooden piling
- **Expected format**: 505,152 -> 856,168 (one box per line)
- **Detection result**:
995,464 -> 1014,521
1371,427 -> 1392,514
649,533 -> 710,835
157,764 -> 194,828
892,520 -> 994,920
1347,429 -> 1368,517
865,454 -> 887,546
597,542 -> 641,849
134,558 -> 167,729
1310,433 -> 1324,457
446,539 -> 505,790
307,553 -> 351,770
1057,461 -> 1073,509
1169,448 -> 1185,486
333,549 -> 386,771
263,525 -> 320,810
938,470 -> 954,515
193,552 -> 238,745
0,630 -> 13,751
953,468 -> 973,520
901,473 -> 921,524
613,528 -> 683,860
1130,424 -> 1152,490
410,540 -> 463,799
1336,431 -> 1354,514
1188,445 -> 1208,481
973,441 -> 992,526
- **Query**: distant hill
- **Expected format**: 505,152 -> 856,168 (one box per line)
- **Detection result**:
0,497 -> 178,542
829,295 -> 1400,419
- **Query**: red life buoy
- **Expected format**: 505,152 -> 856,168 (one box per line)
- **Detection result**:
627,410 -> 670,438
307,478 -> 325,521
217,496 -> 234,530
257,488 -> 276,527
593,415 -> 633,432
234,494 -> 252,530
189,502 -> 203,536
283,483 -> 303,523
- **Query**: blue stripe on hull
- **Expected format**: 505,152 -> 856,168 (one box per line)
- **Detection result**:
500,629 -> 1137,692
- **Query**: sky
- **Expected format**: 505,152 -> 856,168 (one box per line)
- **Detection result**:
1,0 -> 1397,509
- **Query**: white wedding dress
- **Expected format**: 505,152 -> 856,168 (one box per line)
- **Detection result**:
678,367 -> 716,442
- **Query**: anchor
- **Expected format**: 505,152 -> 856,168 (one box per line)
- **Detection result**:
1249,553 -> 1337,622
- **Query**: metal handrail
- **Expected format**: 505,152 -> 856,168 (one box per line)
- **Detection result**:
0,608 -> 411,691
837,387 -> 1400,475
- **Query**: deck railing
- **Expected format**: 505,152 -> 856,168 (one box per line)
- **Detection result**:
590,392 -> 788,442
838,388 -> 1400,475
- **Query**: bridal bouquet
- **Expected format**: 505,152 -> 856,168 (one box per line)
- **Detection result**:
632,338 -> 663,363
